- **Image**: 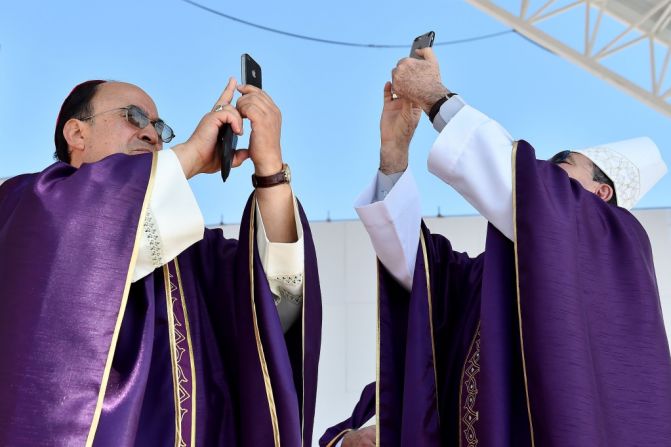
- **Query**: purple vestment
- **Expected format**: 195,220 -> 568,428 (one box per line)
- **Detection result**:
322,141 -> 671,446
0,153 -> 322,446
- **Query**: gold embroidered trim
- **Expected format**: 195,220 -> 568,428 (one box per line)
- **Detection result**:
512,141 -> 536,446
459,324 -> 481,447
164,264 -> 185,446
174,258 -> 197,447
86,152 -> 159,446
420,232 -> 441,421
249,195 -> 281,447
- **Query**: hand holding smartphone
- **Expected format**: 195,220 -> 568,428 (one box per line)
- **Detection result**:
392,31 -> 435,100
217,54 -> 263,183
409,31 -> 435,59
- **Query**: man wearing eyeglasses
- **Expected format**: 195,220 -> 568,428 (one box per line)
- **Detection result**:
0,78 -> 321,446
323,47 -> 671,447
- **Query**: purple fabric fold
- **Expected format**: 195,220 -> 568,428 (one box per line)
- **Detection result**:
318,382 -> 376,446
0,154 -> 153,446
0,155 -> 322,446
514,140 -> 671,446
324,139 -> 670,446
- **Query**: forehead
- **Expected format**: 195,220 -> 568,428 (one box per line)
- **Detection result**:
92,82 -> 159,117
569,152 -> 593,167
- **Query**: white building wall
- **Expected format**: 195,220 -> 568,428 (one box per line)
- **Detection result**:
222,208 -> 671,446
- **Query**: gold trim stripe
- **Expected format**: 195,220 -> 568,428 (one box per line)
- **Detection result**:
301,254 -> 306,447
375,264 -> 381,447
85,152 -> 159,446
458,322 -> 481,447
249,195 -> 281,447
511,141 -> 536,446
164,263 -> 183,446
174,258 -> 197,447
420,232 -> 441,422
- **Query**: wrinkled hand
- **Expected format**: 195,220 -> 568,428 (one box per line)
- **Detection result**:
391,47 -> 450,115
379,81 -> 422,174
172,78 -> 248,179
236,84 -> 284,176
342,426 -> 376,447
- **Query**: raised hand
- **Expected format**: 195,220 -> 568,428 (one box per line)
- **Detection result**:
391,47 -> 451,115
379,81 -> 422,174
342,426 -> 376,447
235,84 -> 284,176
172,78 -> 246,179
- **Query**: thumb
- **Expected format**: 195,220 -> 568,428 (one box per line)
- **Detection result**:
383,81 -> 394,102
416,46 -> 437,64
232,149 -> 250,168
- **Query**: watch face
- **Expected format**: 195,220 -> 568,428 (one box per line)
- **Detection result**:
283,164 -> 291,183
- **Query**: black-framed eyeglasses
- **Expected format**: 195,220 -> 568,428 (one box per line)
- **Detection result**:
549,150 -> 571,164
80,105 -> 175,143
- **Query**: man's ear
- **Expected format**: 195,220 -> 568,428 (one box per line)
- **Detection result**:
595,182 -> 614,203
62,118 -> 86,163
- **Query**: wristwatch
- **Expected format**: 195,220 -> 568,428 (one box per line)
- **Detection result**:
428,92 -> 458,123
251,163 -> 291,188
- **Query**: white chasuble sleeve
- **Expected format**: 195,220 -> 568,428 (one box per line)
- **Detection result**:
354,169 -> 422,291
428,104 -> 515,241
131,150 -> 303,331
255,195 -> 305,333
132,149 -> 205,282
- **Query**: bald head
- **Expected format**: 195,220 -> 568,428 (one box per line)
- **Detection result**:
56,81 -> 163,167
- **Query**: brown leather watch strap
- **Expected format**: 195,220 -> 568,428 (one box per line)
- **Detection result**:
251,163 -> 291,188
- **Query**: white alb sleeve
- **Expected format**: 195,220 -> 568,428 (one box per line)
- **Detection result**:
427,104 -> 515,241
132,149 -> 205,282
354,169 -> 422,291
255,194 -> 305,333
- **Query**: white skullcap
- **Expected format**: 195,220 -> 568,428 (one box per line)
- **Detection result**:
572,137 -> 667,209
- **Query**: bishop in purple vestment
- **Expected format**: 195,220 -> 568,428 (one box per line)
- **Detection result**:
0,78 -> 321,446
322,48 -> 671,447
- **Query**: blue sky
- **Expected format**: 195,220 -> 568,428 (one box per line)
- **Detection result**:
1,0 -> 669,224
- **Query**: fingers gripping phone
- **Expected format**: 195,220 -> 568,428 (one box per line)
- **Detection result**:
392,31 -> 435,99
217,54 -> 263,182
410,31 -> 435,58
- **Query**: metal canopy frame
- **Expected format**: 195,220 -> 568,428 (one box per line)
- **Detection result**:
466,0 -> 671,117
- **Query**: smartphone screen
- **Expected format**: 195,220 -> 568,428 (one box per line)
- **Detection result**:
410,31 -> 435,59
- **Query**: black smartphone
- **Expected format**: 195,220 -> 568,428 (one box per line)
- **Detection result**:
410,31 -> 435,59
217,122 -> 237,182
218,54 -> 261,182
241,53 -> 262,89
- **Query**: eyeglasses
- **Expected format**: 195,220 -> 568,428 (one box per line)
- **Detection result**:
80,105 -> 175,143
549,150 -> 571,164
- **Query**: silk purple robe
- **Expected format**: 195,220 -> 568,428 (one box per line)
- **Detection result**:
0,152 -> 321,446
322,140 -> 671,446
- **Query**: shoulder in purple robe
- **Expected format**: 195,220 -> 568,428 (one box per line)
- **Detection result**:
322,140 -> 671,446
0,153 -> 322,447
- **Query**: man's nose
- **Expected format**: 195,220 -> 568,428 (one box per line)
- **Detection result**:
138,124 -> 160,147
